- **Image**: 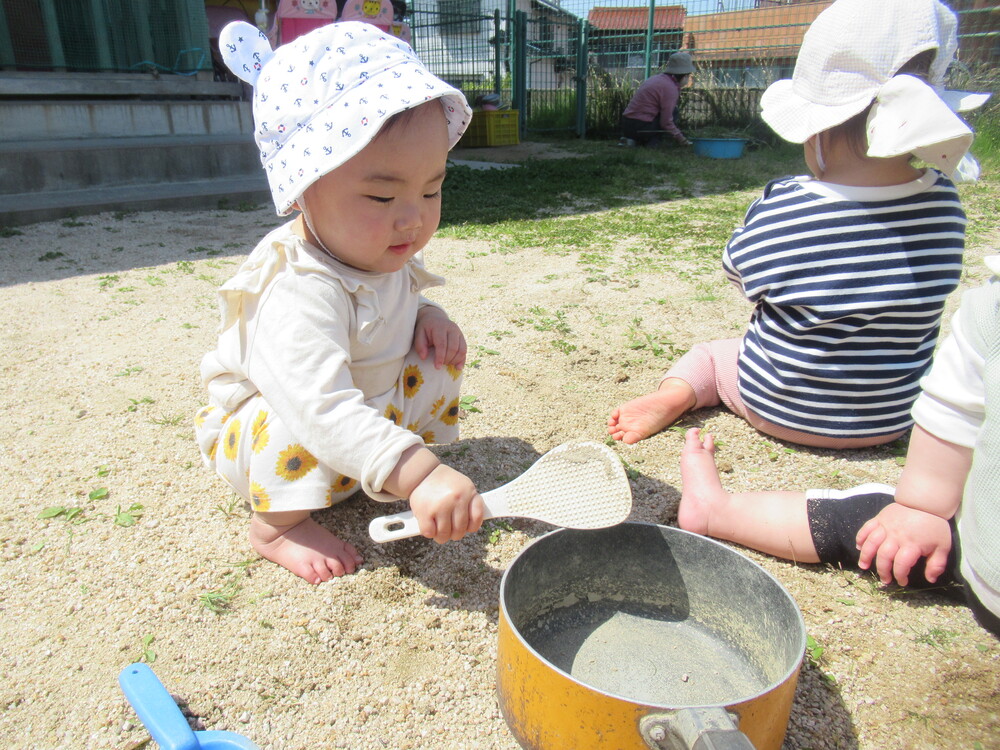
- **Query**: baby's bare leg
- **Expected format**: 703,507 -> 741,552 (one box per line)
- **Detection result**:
678,428 -> 819,562
607,377 -> 697,444
250,510 -> 363,584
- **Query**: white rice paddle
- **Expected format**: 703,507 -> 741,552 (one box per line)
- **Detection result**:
369,441 -> 632,543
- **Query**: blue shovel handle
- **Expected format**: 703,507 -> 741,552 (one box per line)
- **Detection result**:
119,663 -> 200,750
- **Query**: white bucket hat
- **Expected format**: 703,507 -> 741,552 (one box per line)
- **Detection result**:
220,21 -> 472,215
760,0 -> 989,176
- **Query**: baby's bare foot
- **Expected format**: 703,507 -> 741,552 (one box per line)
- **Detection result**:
250,514 -> 363,585
608,379 -> 696,444
677,428 -> 729,535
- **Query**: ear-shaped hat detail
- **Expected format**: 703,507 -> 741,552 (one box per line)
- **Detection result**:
866,75 -> 974,176
232,20 -> 471,215
219,21 -> 275,86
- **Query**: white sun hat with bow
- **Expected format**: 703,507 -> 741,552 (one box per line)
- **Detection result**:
760,0 -> 989,177
219,21 -> 471,215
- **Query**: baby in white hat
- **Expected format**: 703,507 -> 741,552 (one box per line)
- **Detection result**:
194,21 -> 480,583
610,0 -> 989,451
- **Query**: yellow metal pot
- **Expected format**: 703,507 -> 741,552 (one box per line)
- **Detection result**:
497,524 -> 805,750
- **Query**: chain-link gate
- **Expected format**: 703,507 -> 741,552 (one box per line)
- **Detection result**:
508,8 -> 587,136
409,3 -> 506,108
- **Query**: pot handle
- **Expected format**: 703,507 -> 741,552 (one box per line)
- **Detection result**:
640,708 -> 756,750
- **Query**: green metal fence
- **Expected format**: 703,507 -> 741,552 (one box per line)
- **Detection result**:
2,0 -> 995,137
406,0 -> 998,140
408,5 -> 506,108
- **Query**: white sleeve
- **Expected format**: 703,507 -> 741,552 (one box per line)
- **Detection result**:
246,274 -> 422,497
911,303 -> 985,449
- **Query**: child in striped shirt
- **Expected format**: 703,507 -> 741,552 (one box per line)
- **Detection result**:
608,0 -> 987,450
675,254 -> 1000,638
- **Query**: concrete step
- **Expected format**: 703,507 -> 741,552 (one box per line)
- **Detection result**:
0,74 -> 265,226
0,71 -> 244,99
0,174 -> 271,227
0,98 -> 253,141
0,134 -> 262,194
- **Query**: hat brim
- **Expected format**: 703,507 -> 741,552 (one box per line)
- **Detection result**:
760,79 -> 875,143
663,63 -> 694,75
985,255 -> 1000,278
762,78 -> 992,144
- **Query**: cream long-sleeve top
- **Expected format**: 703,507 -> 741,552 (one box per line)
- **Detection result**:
200,220 -> 444,500
911,256 -> 1000,620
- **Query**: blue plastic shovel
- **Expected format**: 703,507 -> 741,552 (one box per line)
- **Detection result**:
118,663 -> 259,750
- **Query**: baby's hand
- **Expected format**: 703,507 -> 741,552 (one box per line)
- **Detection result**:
856,502 -> 951,586
408,464 -> 484,544
414,307 -> 466,369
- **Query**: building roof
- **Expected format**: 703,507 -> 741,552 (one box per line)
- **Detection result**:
684,1 -> 832,62
587,5 -> 686,32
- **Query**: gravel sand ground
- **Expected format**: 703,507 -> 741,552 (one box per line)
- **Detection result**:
1,165 -> 998,749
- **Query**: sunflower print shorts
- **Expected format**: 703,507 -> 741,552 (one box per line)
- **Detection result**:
194,348 -> 463,513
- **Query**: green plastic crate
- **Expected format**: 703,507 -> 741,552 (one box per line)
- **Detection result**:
460,110 -> 519,147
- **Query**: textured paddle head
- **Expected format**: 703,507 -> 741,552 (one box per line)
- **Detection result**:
502,441 -> 632,529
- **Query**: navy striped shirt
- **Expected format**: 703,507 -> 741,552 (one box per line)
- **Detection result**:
723,170 -> 966,438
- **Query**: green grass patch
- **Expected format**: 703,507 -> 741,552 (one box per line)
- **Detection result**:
440,140 -> 804,265
441,127 -> 998,276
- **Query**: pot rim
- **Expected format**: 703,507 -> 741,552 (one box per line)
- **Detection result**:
498,522 -> 807,710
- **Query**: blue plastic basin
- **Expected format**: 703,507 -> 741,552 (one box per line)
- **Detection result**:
691,138 -> 746,159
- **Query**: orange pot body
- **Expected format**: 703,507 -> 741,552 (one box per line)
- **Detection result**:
495,525 -> 806,750
497,607 -> 800,750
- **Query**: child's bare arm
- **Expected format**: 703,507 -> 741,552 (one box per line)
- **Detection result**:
894,425 -> 972,520
414,306 -> 466,369
382,444 -> 442,498
406,463 -> 484,544
854,424 -> 972,586
382,444 -> 484,544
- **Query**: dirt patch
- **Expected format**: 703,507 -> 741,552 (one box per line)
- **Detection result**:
452,139 -> 585,163
0,189 -> 997,749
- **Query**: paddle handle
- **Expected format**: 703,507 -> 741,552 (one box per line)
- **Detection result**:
118,663 -> 199,750
368,485 -> 508,543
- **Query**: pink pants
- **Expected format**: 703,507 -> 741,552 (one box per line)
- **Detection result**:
664,338 -> 905,449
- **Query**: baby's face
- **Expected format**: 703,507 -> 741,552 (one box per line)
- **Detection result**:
298,103 -> 450,274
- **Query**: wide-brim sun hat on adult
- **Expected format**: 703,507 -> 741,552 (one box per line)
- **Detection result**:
759,0 -> 989,175
663,51 -> 694,75
219,21 -> 471,215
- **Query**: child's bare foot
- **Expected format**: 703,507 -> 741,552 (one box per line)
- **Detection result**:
607,378 -> 697,444
250,512 -> 363,585
677,428 -> 729,536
